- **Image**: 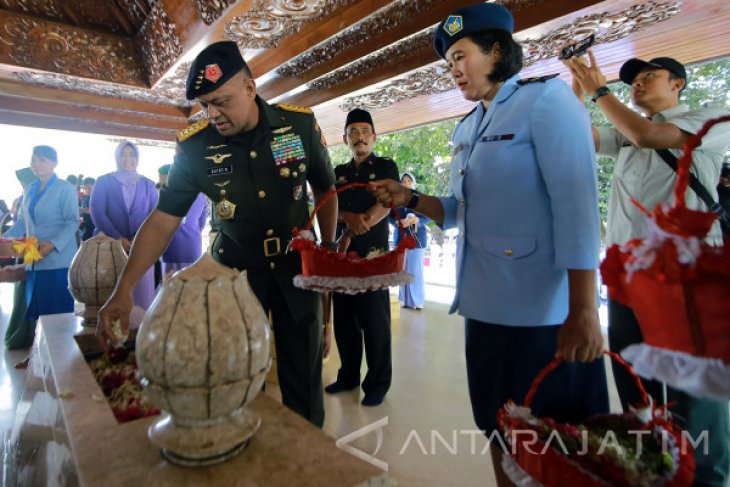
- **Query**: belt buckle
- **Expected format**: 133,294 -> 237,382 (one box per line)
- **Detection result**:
263,237 -> 281,257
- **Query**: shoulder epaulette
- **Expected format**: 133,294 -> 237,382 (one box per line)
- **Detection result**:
177,119 -> 209,142
276,103 -> 313,115
517,73 -> 559,86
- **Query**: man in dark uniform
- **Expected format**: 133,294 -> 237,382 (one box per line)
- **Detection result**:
325,109 -> 399,407
98,41 -> 337,427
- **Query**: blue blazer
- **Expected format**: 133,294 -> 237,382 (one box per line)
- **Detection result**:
438,75 -> 600,326
6,176 -> 79,271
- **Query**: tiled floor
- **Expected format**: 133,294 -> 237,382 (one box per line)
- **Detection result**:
0,282 -> 618,486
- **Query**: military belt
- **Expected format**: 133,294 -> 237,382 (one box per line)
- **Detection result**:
263,237 -> 282,257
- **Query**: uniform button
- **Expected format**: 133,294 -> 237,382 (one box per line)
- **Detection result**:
459,233 -> 464,239
292,171 -> 298,177
250,151 -> 257,158
504,248 -> 513,256
266,229 -> 274,236
459,199 -> 465,207
459,169 -> 465,176
258,190 -> 266,199
269,262 -> 275,270
218,248 -> 224,254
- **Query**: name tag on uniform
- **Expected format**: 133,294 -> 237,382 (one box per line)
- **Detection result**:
480,134 -> 514,142
208,165 -> 233,176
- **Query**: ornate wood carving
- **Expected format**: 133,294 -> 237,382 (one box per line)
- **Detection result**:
14,71 -> 190,108
115,0 -> 151,31
339,0 -> 681,111
192,0 -> 237,25
0,0 -> 132,34
276,0 -> 545,78
0,10 -> 145,85
521,1 -> 681,67
277,0 -> 440,78
135,2 -> 182,85
308,28 -> 433,91
0,0 -> 66,24
339,65 -> 452,112
224,0 -> 355,49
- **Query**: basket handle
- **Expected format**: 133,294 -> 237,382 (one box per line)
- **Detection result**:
674,115 -> 730,209
305,182 -> 407,241
523,350 -> 649,410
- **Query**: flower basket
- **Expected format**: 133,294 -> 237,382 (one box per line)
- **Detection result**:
0,236 -> 42,282
290,183 -> 416,294
600,116 -> 730,400
497,351 -> 695,487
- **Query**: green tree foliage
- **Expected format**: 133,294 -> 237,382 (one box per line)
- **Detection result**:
328,58 -> 730,223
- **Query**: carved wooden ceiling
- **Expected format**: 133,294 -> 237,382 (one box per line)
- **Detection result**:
0,0 -> 729,145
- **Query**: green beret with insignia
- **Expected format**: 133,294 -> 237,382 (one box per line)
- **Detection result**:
433,3 -> 514,59
186,41 -> 249,100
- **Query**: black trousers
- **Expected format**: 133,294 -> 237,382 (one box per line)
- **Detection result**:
465,319 -> 609,435
332,289 -> 391,397
248,270 -> 324,427
608,299 -> 729,487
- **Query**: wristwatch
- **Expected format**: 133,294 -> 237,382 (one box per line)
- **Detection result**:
406,189 -> 420,209
591,86 -> 610,103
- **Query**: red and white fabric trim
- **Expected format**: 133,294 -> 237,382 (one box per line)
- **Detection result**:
293,272 -> 413,294
621,343 -> 730,401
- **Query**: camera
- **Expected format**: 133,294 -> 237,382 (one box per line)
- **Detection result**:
559,34 -> 595,60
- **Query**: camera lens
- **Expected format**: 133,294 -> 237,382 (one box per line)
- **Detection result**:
560,46 -> 573,59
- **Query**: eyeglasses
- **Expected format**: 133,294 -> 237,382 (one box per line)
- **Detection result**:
346,127 -> 373,137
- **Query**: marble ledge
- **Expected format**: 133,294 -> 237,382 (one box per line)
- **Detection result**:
17,313 -> 392,487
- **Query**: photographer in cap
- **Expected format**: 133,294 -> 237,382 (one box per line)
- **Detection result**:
565,52 -> 730,486
98,41 -> 337,427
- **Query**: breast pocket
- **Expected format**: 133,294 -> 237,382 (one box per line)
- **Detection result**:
481,236 -> 536,261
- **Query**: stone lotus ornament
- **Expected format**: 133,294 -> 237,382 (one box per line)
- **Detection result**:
136,254 -> 271,467
68,232 -> 127,326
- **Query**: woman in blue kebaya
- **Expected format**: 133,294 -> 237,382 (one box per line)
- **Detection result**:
5,146 -> 79,367
370,3 -> 609,484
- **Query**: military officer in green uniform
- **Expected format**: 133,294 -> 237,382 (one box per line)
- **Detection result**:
98,41 -> 337,427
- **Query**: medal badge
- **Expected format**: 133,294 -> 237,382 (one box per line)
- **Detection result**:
270,133 -> 306,166
205,153 -> 232,164
293,184 -> 303,201
214,181 -> 236,220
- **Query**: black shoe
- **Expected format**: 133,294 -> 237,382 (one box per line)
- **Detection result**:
325,381 -> 358,394
361,393 -> 385,407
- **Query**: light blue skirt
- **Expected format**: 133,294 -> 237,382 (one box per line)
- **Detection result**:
400,248 -> 425,308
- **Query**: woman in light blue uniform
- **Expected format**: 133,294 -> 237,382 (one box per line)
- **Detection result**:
389,172 -> 430,308
5,146 -> 79,367
370,4 -> 609,484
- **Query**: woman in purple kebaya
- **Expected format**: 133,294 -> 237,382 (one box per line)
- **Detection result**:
90,141 -> 158,309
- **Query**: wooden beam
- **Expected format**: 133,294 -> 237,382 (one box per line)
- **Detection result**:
0,94 -> 186,131
0,80 -> 189,119
0,10 -> 146,86
246,0 -> 394,78
267,0 -> 603,108
0,110 -> 179,141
